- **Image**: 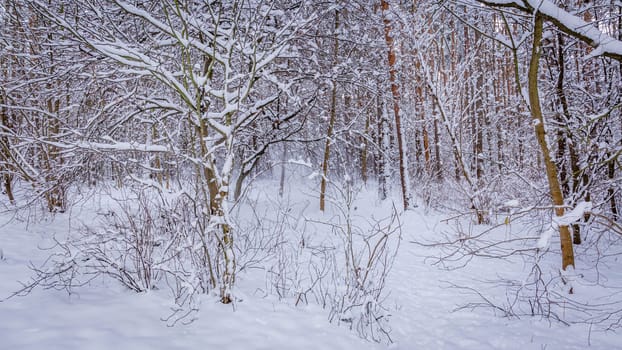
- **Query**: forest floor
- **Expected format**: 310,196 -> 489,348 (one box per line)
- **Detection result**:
1,179 -> 621,349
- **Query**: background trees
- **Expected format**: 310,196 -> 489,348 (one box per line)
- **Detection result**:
1,0 -> 622,338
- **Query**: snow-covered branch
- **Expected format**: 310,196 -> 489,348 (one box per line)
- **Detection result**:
475,0 -> 622,61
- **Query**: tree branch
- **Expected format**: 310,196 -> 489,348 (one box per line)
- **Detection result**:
474,0 -> 622,61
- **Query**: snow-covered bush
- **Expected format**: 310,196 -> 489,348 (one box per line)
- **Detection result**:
242,180 -> 400,343
19,187 -> 220,320
420,201 -> 622,332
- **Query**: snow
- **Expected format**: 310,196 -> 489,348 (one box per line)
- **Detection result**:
530,0 -> 622,59
537,202 -> 592,250
536,227 -> 554,250
1,184 -> 621,349
552,201 -> 592,227
503,199 -> 520,208
481,0 -> 622,60
287,158 -> 313,168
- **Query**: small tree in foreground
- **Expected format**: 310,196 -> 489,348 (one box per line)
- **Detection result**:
31,0 -> 316,303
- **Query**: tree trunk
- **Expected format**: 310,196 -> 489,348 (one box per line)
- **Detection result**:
319,10 -> 340,212
376,95 -> 388,201
473,29 -> 484,182
554,33 -> 582,245
279,143 -> 287,197
433,108 -> 442,180
45,96 -> 66,212
607,151 -> 619,220
152,124 -> 163,187
0,91 -> 15,204
361,111 -> 370,185
529,13 -> 575,277
381,0 -> 410,210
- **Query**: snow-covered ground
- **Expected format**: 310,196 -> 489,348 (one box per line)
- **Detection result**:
1,181 -> 621,349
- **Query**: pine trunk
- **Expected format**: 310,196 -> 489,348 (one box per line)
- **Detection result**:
381,0 -> 410,210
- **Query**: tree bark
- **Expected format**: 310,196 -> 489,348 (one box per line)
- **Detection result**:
607,150 -> 619,220
554,33 -> 582,245
376,94 -> 388,201
381,0 -> 410,210
476,0 -> 622,62
529,13 -> 575,276
279,143 -> 287,197
361,110 -> 370,184
0,91 -> 15,204
319,10 -> 339,212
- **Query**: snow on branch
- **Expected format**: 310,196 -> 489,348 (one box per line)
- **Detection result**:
552,201 -> 593,228
475,0 -> 622,61
37,138 -> 170,153
537,202 -> 593,250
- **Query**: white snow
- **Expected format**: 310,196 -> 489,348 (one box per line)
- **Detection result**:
481,0 -> 622,60
538,202 -> 592,250
552,201 -> 592,227
536,227 -> 554,250
530,0 -> 622,59
1,184 -> 620,349
503,199 -> 520,208
287,158 -> 313,168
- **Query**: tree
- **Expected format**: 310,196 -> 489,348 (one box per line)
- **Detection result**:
31,0 -> 315,304
527,12 -> 575,274
381,0 -> 411,210
474,0 -> 622,61
0,0 -> 105,211
319,9 -> 340,212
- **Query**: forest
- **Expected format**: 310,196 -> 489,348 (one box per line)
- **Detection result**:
1,0 -> 622,348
